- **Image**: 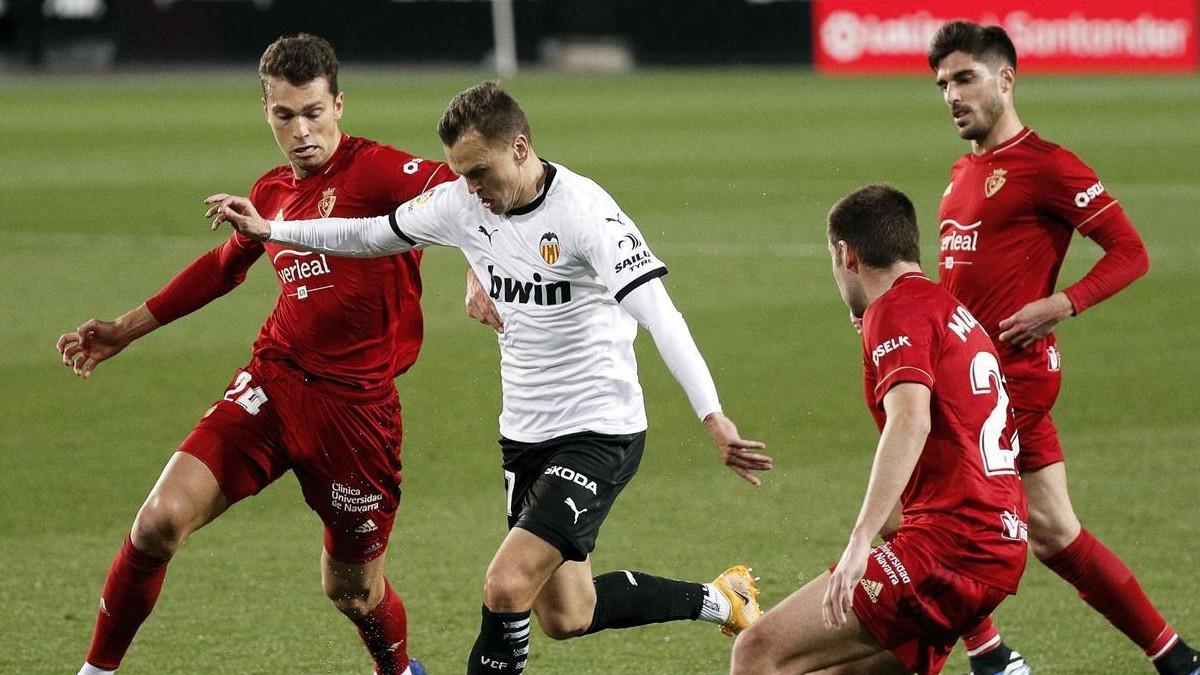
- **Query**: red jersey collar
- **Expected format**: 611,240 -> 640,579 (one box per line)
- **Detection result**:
969,127 -> 1034,163
890,271 -> 929,289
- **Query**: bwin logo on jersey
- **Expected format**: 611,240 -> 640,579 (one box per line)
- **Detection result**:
488,265 -> 572,306
544,465 -> 598,495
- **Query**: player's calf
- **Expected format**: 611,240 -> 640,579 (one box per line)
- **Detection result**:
534,606 -> 591,640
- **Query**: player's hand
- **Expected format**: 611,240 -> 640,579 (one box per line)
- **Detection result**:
849,313 -> 863,336
704,412 -> 771,486
997,292 -> 1074,349
465,267 -> 503,333
822,533 -> 871,629
56,318 -> 132,380
204,193 -> 272,241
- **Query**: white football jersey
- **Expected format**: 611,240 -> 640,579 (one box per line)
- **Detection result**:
389,162 -> 668,442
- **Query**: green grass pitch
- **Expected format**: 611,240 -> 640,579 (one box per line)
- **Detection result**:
0,69 -> 1196,674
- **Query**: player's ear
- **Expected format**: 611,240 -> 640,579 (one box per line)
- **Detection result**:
333,91 -> 345,121
512,134 -> 531,164
998,66 -> 1015,95
838,240 -> 859,272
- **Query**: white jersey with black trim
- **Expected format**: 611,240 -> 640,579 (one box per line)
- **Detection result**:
390,162 -> 668,442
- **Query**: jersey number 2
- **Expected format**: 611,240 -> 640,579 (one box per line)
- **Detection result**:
970,351 -> 1019,476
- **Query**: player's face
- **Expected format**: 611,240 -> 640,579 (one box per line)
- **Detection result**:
934,51 -> 1007,142
262,76 -> 344,178
445,130 -> 532,215
829,240 -> 868,317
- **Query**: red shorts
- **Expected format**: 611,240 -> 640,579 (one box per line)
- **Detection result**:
1003,345 -> 1065,472
1013,407 -> 1064,472
179,358 -> 404,563
847,535 -> 1012,675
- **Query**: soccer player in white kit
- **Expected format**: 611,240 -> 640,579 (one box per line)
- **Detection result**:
208,81 -> 773,674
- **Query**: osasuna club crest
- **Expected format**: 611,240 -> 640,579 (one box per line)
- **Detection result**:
984,168 -> 1007,198
318,187 -> 337,217
539,232 -> 560,265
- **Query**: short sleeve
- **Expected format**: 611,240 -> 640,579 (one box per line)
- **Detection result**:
361,144 -> 457,204
1038,148 -> 1123,236
575,201 -> 668,302
863,300 -> 938,408
387,180 -> 463,249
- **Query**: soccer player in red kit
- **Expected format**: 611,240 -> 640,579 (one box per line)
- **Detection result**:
730,184 -> 1027,675
55,34 -> 451,675
927,21 -> 1199,675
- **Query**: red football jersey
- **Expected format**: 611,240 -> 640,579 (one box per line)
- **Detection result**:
937,128 -> 1123,403
862,272 -> 1028,593
246,135 -> 453,390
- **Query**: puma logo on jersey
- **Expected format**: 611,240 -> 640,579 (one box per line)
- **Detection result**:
545,465 -> 598,494
487,265 -> 572,306
564,497 -> 588,524
478,225 -> 500,244
870,336 -> 911,366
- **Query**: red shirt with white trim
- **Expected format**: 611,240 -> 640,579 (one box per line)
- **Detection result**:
861,272 -> 1027,593
147,135 -> 453,391
937,128 -> 1135,405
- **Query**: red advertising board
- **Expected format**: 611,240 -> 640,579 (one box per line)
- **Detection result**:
814,0 -> 1198,73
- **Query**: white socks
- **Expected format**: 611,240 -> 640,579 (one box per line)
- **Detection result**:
697,582 -> 732,624
78,664 -> 115,675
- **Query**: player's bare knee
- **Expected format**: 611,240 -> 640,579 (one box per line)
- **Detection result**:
1030,519 -> 1080,559
482,571 -> 535,613
1028,504 -> 1081,560
324,582 -> 374,619
730,624 -> 773,674
131,496 -> 194,557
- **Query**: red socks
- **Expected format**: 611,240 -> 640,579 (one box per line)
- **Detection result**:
1043,528 -> 1177,660
83,535 -> 411,673
353,578 -> 410,675
963,616 -> 1002,657
85,535 -> 170,670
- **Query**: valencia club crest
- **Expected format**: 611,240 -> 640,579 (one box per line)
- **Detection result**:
539,232 -> 560,265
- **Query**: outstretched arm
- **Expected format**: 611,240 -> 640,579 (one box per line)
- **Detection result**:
823,382 -> 930,628
205,193 -> 416,257
56,305 -> 160,380
621,279 -> 771,485
55,231 -> 261,380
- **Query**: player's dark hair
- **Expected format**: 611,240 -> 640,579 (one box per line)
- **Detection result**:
927,21 -> 1017,72
827,184 -> 920,268
258,33 -> 339,96
438,81 -> 532,147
